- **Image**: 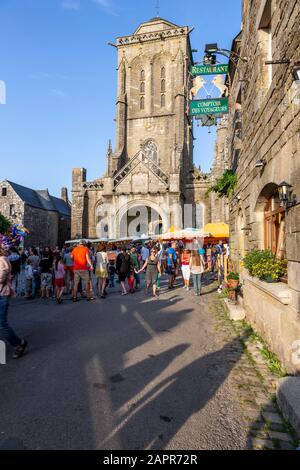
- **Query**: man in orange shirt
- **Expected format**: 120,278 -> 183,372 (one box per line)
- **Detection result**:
71,240 -> 94,302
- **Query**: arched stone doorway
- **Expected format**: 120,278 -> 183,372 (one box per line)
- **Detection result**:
116,200 -> 168,238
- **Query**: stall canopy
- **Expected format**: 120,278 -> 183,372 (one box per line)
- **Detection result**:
154,227 -> 210,240
203,223 -> 229,238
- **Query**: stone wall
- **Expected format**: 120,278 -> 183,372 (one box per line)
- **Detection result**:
23,205 -> 59,248
0,182 -> 24,227
226,0 -> 300,372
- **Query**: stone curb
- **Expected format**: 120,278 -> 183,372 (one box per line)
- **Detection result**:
277,377 -> 300,439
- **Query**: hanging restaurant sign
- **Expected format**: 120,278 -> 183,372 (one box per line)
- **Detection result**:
189,98 -> 229,116
191,64 -> 229,76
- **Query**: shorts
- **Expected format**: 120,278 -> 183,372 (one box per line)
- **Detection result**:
55,278 -> 65,288
41,273 -> 52,289
74,270 -> 89,286
118,272 -> 127,282
181,264 -> 191,280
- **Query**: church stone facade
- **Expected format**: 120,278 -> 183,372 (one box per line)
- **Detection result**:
71,18 -> 225,240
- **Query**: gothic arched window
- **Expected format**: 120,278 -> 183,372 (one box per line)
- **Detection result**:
140,69 -> 145,80
140,96 -> 145,110
161,79 -> 165,93
140,81 -> 145,93
161,67 -> 165,78
161,94 -> 165,108
142,140 -> 158,164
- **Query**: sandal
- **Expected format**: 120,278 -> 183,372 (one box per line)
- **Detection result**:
72,297 -> 78,302
13,339 -> 28,359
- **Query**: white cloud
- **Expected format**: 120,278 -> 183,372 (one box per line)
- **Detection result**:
61,0 -> 80,10
51,89 -> 67,98
91,0 -> 118,16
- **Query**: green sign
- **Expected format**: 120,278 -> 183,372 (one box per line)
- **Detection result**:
191,64 -> 229,76
190,98 -> 229,116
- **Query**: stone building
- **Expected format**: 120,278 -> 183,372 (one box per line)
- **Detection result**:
225,0 -> 300,372
72,17 -> 222,240
0,180 -> 71,248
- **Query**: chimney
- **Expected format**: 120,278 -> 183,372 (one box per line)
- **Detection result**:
61,187 -> 68,203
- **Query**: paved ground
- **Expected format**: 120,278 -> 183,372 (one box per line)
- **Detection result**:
0,274 -> 297,450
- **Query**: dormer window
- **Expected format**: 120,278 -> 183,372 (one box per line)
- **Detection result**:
1,188 -> 7,196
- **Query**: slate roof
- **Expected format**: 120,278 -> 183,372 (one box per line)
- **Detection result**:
7,181 -> 71,217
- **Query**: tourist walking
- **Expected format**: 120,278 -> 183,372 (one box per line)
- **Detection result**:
39,249 -> 53,299
95,244 -> 108,298
8,247 -> 21,295
130,246 -> 140,289
141,243 -> 150,270
63,248 -> 74,294
53,257 -> 65,304
116,248 -> 131,295
166,242 -> 177,289
28,248 -> 40,297
108,260 -> 116,288
24,258 -> 34,299
0,244 -> 28,359
136,247 -> 161,298
71,240 -> 94,302
189,249 -> 206,296
181,249 -> 191,290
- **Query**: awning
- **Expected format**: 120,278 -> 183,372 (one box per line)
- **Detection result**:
203,223 -> 229,238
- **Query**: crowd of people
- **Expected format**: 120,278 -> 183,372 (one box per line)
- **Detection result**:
0,238 -> 227,359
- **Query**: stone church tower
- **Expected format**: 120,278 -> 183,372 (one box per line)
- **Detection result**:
72,18 -> 213,239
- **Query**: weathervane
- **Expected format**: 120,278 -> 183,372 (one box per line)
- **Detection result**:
156,0 -> 160,17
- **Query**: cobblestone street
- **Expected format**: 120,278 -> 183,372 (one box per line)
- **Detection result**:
0,274 -> 297,450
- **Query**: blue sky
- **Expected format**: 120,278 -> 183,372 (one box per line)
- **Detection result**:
0,0 -> 241,198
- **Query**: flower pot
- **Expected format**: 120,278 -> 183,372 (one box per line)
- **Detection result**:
228,279 -> 239,289
260,276 -> 278,283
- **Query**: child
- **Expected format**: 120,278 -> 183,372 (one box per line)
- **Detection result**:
25,259 -> 34,299
54,257 -> 65,304
108,260 -> 116,288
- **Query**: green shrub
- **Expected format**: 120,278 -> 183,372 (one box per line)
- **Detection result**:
243,250 -> 287,281
0,213 -> 11,234
205,170 -> 237,198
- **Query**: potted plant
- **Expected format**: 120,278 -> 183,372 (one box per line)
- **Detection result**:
227,271 -> 239,289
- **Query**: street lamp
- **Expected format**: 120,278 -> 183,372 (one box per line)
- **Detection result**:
278,181 -> 297,209
292,64 -> 300,82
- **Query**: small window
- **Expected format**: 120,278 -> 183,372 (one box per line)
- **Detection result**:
9,204 -> 16,216
161,79 -> 166,93
140,81 -> 145,93
161,94 -> 165,107
161,67 -> 165,78
140,70 -> 145,80
1,188 -> 7,196
140,96 -> 145,110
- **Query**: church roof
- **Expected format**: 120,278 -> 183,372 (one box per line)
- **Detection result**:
133,17 -> 179,35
